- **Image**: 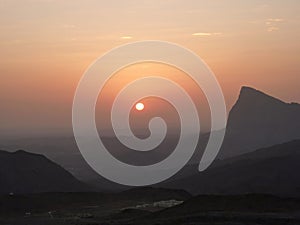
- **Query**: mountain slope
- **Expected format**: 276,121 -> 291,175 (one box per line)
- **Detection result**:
0,149 -> 90,194
219,86 -> 300,159
163,140 -> 300,196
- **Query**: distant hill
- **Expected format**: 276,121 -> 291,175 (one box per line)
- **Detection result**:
162,140 -> 300,196
219,86 -> 300,159
0,149 -> 90,194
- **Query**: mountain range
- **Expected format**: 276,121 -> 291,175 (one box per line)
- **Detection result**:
0,86 -> 299,194
161,140 -> 300,196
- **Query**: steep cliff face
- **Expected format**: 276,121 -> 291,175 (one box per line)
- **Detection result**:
219,86 -> 300,158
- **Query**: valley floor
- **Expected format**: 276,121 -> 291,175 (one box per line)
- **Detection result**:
1,192 -> 300,225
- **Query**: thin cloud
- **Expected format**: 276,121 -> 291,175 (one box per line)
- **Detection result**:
265,18 -> 285,32
120,36 -> 133,40
192,32 -> 222,36
267,18 -> 284,22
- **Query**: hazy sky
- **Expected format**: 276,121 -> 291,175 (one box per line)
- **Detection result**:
0,0 -> 300,137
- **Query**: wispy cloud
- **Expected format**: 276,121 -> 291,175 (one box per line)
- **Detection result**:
265,18 -> 285,32
267,18 -> 284,22
120,36 -> 133,40
192,32 -> 222,37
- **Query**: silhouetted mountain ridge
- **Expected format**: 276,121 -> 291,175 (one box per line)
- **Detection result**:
0,149 -> 90,194
219,86 -> 300,158
163,140 -> 300,196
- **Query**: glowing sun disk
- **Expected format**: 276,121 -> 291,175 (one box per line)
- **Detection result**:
135,102 -> 144,111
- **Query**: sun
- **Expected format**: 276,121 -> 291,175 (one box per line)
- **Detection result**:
135,102 -> 144,111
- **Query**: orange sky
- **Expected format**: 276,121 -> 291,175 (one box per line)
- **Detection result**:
96,63 -> 211,136
0,0 -> 300,137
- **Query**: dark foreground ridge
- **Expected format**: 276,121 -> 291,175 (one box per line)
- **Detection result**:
0,149 -> 90,194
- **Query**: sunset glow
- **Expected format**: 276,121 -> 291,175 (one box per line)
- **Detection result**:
0,1 -> 300,137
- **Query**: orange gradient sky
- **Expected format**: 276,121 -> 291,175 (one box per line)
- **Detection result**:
0,0 -> 300,137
